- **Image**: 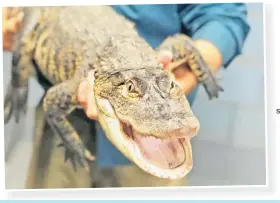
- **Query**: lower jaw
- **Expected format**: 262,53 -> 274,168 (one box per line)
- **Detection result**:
130,137 -> 193,180
148,138 -> 187,170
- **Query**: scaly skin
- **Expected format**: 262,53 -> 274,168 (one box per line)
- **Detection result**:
157,34 -> 224,99
3,6 -> 219,179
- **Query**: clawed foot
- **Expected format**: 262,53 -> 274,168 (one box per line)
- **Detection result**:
4,83 -> 28,124
57,142 -> 95,171
202,77 -> 224,100
157,34 -> 224,99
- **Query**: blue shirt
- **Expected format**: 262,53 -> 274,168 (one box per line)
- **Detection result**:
96,4 -> 250,168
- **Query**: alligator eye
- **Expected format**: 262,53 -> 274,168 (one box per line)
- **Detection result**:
124,80 -> 140,98
126,80 -> 135,93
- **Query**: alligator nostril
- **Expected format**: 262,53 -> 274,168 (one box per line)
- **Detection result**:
156,104 -> 164,111
156,104 -> 171,115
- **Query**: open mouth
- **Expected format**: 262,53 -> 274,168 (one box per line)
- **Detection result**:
122,123 -> 187,170
119,120 -> 197,179
95,97 -> 198,179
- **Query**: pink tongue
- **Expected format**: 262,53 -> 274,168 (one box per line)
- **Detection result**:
133,132 -> 185,169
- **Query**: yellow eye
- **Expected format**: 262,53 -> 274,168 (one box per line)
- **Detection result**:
126,81 -> 135,93
124,80 -> 139,98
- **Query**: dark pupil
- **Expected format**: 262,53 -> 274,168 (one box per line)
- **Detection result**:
128,83 -> 134,92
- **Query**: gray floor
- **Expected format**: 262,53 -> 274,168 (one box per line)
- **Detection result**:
4,3 -> 266,189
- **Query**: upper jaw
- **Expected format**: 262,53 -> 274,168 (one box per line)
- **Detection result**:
126,125 -> 190,140
124,116 -> 200,140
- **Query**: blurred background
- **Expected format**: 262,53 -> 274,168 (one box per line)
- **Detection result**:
4,3 -> 265,189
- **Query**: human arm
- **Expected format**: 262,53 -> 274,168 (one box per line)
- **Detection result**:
159,3 -> 250,94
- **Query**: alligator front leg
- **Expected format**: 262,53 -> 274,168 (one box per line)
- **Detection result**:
4,52 -> 33,124
157,34 -> 224,99
43,80 -> 95,171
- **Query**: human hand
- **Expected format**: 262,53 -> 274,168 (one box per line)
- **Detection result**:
157,39 -> 222,95
157,50 -> 198,95
2,7 -> 24,51
77,70 -> 98,120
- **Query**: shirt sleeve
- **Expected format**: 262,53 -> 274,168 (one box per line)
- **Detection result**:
178,3 -> 250,68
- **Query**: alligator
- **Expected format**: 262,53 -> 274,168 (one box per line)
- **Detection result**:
4,6 -> 223,179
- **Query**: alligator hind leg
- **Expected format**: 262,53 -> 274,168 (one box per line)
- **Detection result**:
43,80 -> 95,171
157,34 -> 223,99
4,52 -> 33,123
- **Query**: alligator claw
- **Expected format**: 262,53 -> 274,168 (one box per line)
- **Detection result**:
56,142 -> 89,171
4,83 -> 28,124
157,34 -> 224,100
202,77 -> 224,100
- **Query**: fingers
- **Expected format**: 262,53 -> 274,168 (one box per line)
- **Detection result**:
8,12 -> 24,32
78,81 -> 89,105
2,8 -> 11,20
3,33 -> 14,51
77,70 -> 98,120
157,49 -> 198,95
84,70 -> 98,119
4,11 -> 24,33
85,149 -> 95,161
85,82 -> 98,120
173,66 -> 197,95
3,7 -> 20,19
3,7 -> 24,51
157,50 -> 173,69
77,81 -> 98,120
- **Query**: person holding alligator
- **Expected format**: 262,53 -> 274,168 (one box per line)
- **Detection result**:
3,4 -> 250,188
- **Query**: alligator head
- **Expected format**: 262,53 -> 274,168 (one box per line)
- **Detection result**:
93,37 -> 200,180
